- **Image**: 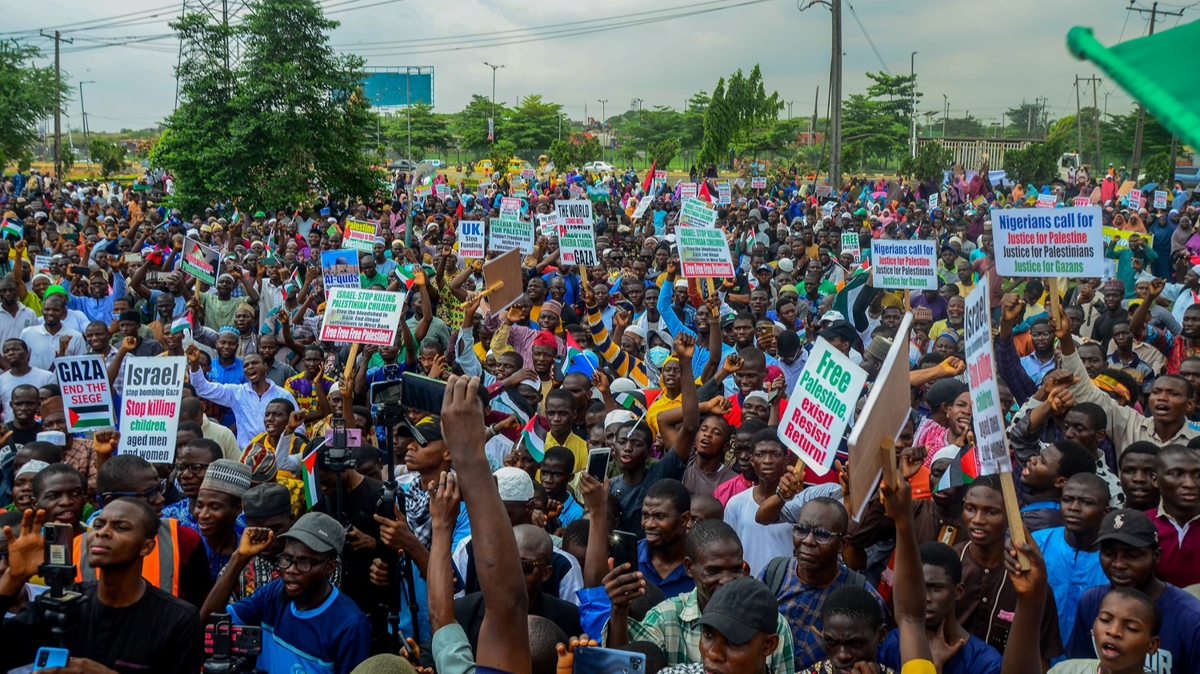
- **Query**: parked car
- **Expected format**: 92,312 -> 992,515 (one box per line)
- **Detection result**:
508,158 -> 535,176
476,159 -> 494,175
387,159 -> 417,171
417,159 -> 442,172
581,161 -> 615,173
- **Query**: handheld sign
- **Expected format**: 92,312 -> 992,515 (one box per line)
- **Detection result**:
992,206 -> 1103,277
521,168 -> 536,180
680,199 -> 717,228
554,200 -> 596,266
482,249 -> 524,312
779,339 -> 867,476
927,192 -> 938,210
181,239 -> 220,285
680,183 -> 698,201
841,231 -> 861,265
118,357 -> 185,463
489,216 -> 535,255
435,184 -> 450,199
631,196 -> 653,220
870,240 -> 938,291
500,197 -> 522,221
1036,193 -> 1057,209
56,356 -> 115,432
1073,196 -> 1091,207
536,213 -> 561,238
846,314 -> 913,521
319,288 -> 406,346
734,177 -> 746,189
458,220 -> 486,258
816,185 -> 833,197
716,179 -> 731,205
1128,188 -> 1142,208
678,226 -> 734,278
751,177 -> 767,190
321,249 -> 361,293
1154,190 -> 1169,210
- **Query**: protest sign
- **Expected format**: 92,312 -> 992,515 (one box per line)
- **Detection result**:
499,197 -> 522,221
734,177 -> 746,189
779,339 -> 866,476
1128,188 -> 1142,208
1154,190 -> 1169,210
654,169 -> 666,181
34,255 -> 51,274
414,183 -> 432,199
319,288 -> 406,346
680,183 -> 698,201
55,356 -> 115,432
1073,196 -> 1091,207
117,357 -> 185,463
927,192 -> 938,210
554,200 -> 596,266
181,239 -> 220,285
569,184 -> 584,199
680,198 -> 717,228
631,196 -> 653,219
1103,226 -> 1152,251
870,240 -> 938,290
521,168 -> 536,180
821,202 -> 835,217
964,278 -> 1008,474
435,184 -> 450,199
716,179 -> 731,205
846,314 -> 913,521
751,177 -> 767,190
483,249 -> 524,312
536,212 -> 561,238
458,220 -> 486,258
1036,193 -> 1057,208
489,217 -> 535,255
321,249 -> 361,292
511,179 -> 527,198
678,226 -> 734,278
992,205 -> 1103,277
841,231 -> 861,265
343,218 -> 377,253
816,185 -> 833,197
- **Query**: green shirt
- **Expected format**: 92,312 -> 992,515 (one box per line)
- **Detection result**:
360,271 -> 389,289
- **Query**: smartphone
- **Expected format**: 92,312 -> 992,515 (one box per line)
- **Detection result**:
71,265 -> 91,277
611,530 -> 638,572
758,325 -> 775,343
573,646 -> 645,674
586,448 -> 611,483
43,522 -> 73,566
32,647 -> 69,671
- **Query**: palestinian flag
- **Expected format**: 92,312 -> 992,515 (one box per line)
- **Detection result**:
393,264 -> 418,291
934,444 -> 980,493
830,260 -> 871,319
496,387 -> 535,426
558,332 -> 595,380
519,414 -> 548,462
68,405 -> 113,431
641,160 -> 657,194
301,446 -> 321,509
171,311 -> 193,334
2,219 -> 22,240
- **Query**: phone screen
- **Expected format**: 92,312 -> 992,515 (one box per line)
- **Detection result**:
611,530 -> 638,571
586,448 -> 610,482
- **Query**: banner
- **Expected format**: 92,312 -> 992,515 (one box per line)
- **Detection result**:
778,339 -> 866,476
1073,196 -> 1091,207
1154,190 -> 1169,210
181,239 -> 220,285
963,278 -> 1008,475
680,198 -> 717,227
631,196 -> 653,219
117,357 -> 185,463
414,183 -> 433,199
679,226 -> 735,278
870,240 -> 938,290
841,231 -> 861,265
554,200 -> 595,266
927,192 -> 938,210
55,356 -> 115,432
680,183 -> 698,201
321,249 -> 361,293
343,218 -> 377,253
751,176 -> 767,189
716,179 -> 731,205
458,220 -> 485,258
654,169 -> 666,181
993,205 -> 1103,277
319,287 -> 406,345
489,218 -> 535,255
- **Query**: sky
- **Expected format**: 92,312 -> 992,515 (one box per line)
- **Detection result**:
5,0 -> 1184,134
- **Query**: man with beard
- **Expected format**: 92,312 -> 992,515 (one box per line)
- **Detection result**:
1020,317 -> 1057,385
187,344 -> 300,449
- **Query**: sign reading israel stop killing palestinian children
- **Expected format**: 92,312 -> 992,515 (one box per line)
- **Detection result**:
678,226 -> 735,278
992,205 -> 1103,277
964,278 -> 1009,475
118,356 -> 185,463
320,287 -> 406,346
778,338 -> 866,475
870,240 -> 938,290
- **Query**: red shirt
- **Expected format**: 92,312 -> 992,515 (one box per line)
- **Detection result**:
1148,505 -> 1200,588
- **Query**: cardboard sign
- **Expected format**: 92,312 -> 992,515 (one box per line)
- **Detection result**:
870,240 -> 938,291
631,196 -> 653,219
846,314 -> 913,521
927,192 -> 938,210
55,356 -> 115,432
482,248 -> 525,312
716,179 -> 731,205
554,200 -> 595,267
778,339 -> 866,476
816,185 -> 833,197
319,287 -> 406,345
680,198 -> 717,228
678,226 -> 734,278
521,168 -> 536,180
500,197 -> 522,221
964,278 -> 1008,474
751,176 -> 767,190
1154,190 -> 1169,210
1036,193 -> 1057,209
458,220 -> 486,258
1073,196 -> 1091,207
841,231 -> 861,265
343,218 -> 377,253
992,206 -> 1103,278
1128,188 -> 1142,208
435,184 -> 450,199
34,255 -> 51,274
321,249 -> 361,292
680,183 -> 698,201
117,357 -> 185,463
181,239 -> 220,285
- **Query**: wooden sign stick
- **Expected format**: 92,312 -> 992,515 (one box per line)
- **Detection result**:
1047,277 -> 1061,321
879,436 -> 898,494
474,281 -> 505,300
1000,471 -> 1032,571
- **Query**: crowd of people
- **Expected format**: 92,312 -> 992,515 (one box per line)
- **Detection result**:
0,158 -> 1198,674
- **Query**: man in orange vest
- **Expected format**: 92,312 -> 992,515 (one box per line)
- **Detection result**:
77,453 -> 214,607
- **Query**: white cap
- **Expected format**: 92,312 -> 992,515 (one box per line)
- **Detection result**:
625,325 -> 647,341
494,466 -> 535,502
604,410 -> 636,428
37,431 -> 67,446
610,377 -> 639,394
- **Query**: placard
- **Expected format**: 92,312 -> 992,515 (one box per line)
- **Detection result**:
680,198 -> 717,228
482,249 -> 525,312
1128,188 -> 1142,208
500,197 -> 522,221
511,179 -> 527,198
631,196 -> 653,219
734,178 -> 746,189
1154,190 -> 1168,210
841,231 -> 861,265
118,357 -> 185,463
751,177 -> 767,190
1073,196 -> 1091,207
554,200 -> 595,266
321,249 -> 361,293
654,170 -> 666,181
536,213 -> 561,238
680,183 -> 698,201
435,184 -> 450,199
816,185 -> 833,197
678,226 -> 734,278
716,179 -> 731,205
55,355 -> 115,432
489,217 -> 535,255
414,183 -> 433,199
778,339 -> 866,476
569,184 -> 584,199
927,192 -> 938,210
181,239 -> 220,285
1036,193 -> 1057,209
521,168 -> 536,180
992,205 -> 1103,277
319,287 -> 406,345
870,240 -> 938,290
34,255 -> 51,274
458,220 -> 485,258
343,218 -> 377,253
964,278 -> 1008,474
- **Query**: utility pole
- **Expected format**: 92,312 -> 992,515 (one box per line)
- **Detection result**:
811,86 -> 819,133
1127,2 -> 1182,180
484,62 -> 504,144
41,30 -> 73,182
830,0 -> 842,189
1075,76 -> 1083,157
1091,76 -> 1101,169
910,51 -> 918,158
942,95 -> 948,137
79,80 -> 95,169
598,99 -> 608,158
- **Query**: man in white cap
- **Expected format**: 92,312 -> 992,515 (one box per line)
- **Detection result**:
193,459 -> 253,582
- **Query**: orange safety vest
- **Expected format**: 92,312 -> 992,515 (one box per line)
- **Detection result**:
73,518 -> 181,597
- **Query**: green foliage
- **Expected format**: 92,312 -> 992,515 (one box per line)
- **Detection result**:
648,138 -> 679,169
618,144 -> 638,166
89,139 -> 126,177
485,140 -> 515,173
625,106 -> 683,149
864,71 -> 920,128
16,152 -> 32,173
1143,152 -> 1172,188
942,115 -> 987,138
60,145 -> 75,174
698,65 -> 782,167
681,91 -> 709,150
502,95 -> 564,152
1101,110 -> 1172,166
448,94 -> 506,152
386,103 -> 451,157
576,136 -> 601,165
841,94 -> 906,166
547,134 -> 601,169
899,142 -> 953,183
1004,138 -> 1065,186
1005,102 -> 1047,138
0,41 -> 68,170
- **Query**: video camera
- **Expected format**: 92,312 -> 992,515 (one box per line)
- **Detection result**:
203,613 -> 262,674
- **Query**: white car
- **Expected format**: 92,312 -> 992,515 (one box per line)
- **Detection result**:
581,161 -> 615,173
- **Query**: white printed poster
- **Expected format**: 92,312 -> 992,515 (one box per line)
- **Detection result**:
118,357 -> 185,463
458,220 -> 485,258
992,206 -> 1103,278
778,339 -> 866,476
964,278 -> 1009,475
870,240 -> 938,290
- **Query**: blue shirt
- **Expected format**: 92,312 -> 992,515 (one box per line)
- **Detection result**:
64,273 -> 126,323
878,628 -> 1001,674
229,580 -> 370,674
1068,582 -> 1200,674
209,357 -> 246,385
637,539 -> 695,600
1031,526 -> 1108,647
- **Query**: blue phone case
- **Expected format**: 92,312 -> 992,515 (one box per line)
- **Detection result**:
573,646 -> 645,674
33,647 -> 69,670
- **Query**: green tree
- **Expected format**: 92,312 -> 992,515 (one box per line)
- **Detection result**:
576,136 -> 602,165
698,65 -> 782,167
486,139 -> 516,173
1004,138 -> 1064,185
864,71 -> 920,130
841,94 -> 905,167
618,144 -> 638,167
900,142 -> 953,183
0,41 -> 68,171
386,103 -> 451,158
60,145 -> 75,174
89,139 -> 126,177
448,94 -> 506,152
680,91 -> 709,151
624,106 -> 682,149
1101,109 -> 1172,167
648,138 -> 679,169
1143,152 -> 1172,188
502,95 -> 564,153
942,115 -> 987,138
1004,102 -> 1047,138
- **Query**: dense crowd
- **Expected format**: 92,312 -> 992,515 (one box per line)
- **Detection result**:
0,160 -> 1198,674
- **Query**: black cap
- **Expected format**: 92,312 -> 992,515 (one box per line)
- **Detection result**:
775,330 -> 801,360
1096,509 -> 1159,548
927,379 -> 969,409
242,483 -> 291,519
696,577 -> 778,644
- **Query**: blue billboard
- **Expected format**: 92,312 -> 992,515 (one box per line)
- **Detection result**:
362,67 -> 434,107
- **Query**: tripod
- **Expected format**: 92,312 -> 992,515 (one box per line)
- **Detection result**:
371,400 -> 421,654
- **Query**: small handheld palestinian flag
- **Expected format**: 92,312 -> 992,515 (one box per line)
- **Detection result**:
301,445 -> 321,509
934,444 -> 980,493
558,332 -> 596,380
393,264 -> 418,291
2,219 -> 23,240
171,311 -> 193,334
519,414 -> 548,462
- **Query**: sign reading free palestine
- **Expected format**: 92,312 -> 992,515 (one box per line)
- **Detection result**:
319,287 -> 406,346
778,338 -> 866,475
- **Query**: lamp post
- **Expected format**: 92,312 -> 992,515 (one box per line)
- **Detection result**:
78,80 -> 95,169
909,52 -> 917,157
484,62 -> 504,143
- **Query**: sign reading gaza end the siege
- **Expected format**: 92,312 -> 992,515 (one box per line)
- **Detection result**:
118,357 -> 185,463
55,355 -> 115,432
963,278 -> 1009,474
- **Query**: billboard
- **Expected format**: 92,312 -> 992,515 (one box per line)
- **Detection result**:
362,67 -> 434,107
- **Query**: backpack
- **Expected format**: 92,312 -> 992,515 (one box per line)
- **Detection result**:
762,556 -> 867,596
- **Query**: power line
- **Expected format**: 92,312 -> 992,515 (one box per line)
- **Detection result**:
0,2 -> 178,35
844,1 -> 891,76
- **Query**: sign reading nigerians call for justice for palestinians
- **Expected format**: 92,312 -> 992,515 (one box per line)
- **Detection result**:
118,357 -> 185,463
993,205 -> 1103,277
56,355 -> 115,432
181,239 -> 220,285
319,287 -> 406,346
779,339 -> 866,475
555,200 -> 596,267
870,240 -> 938,290
964,278 -> 1009,474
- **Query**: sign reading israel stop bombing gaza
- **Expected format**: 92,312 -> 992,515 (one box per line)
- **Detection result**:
964,277 -> 1009,474
992,205 -> 1102,277
319,287 -> 406,346
870,240 -> 938,290
118,357 -> 185,463
555,200 -> 597,267
678,226 -> 735,278
55,355 -> 115,432
778,338 -> 867,476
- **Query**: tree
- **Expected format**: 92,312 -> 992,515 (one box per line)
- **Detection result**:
1004,102 -> 1047,138
0,41 -> 68,171
698,65 -> 782,167
942,115 -> 987,138
502,95 -> 564,153
617,144 -> 638,167
1101,109 -> 1172,168
1004,138 -> 1064,186
60,145 -> 75,174
900,142 -> 953,183
386,103 -> 450,158
1143,152 -> 1172,188
448,94 -> 506,152
841,94 -> 904,166
624,106 -> 682,150
648,138 -> 679,169
864,71 -> 920,131
486,139 -> 516,172
89,139 -> 126,178
680,91 -> 709,151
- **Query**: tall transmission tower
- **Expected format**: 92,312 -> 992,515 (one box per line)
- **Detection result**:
175,0 -> 252,107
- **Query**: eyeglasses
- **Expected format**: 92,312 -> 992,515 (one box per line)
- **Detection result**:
520,559 -> 543,575
102,479 -> 167,504
792,525 -> 841,545
275,555 -> 328,573
175,462 -> 210,476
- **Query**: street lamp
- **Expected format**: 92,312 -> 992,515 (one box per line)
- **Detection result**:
909,52 -> 917,157
484,62 -> 504,143
78,80 -> 95,169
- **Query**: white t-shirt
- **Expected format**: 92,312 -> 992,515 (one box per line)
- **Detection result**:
0,367 -> 56,422
723,487 -> 793,577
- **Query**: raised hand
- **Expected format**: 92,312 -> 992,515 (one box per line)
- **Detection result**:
440,375 -> 486,464
602,559 -> 645,611
3,509 -> 47,582
429,471 -> 462,532
674,332 -> 695,359
287,410 -> 305,433
185,343 -> 202,368
93,430 -> 119,456
591,369 -> 611,394
1000,293 -> 1025,326
120,336 -> 138,352
937,356 -> 965,377
722,354 -> 744,373
237,527 -> 275,558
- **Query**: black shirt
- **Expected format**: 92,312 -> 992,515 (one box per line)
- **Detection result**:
0,581 -> 203,674
315,474 -> 384,614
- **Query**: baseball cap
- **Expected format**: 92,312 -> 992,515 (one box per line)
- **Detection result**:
696,577 -> 779,644
818,310 -> 845,326
1095,509 -> 1158,548
279,511 -> 345,555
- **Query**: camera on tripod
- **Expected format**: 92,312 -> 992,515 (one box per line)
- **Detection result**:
203,613 -> 262,674
35,523 -> 86,647
322,418 -> 354,473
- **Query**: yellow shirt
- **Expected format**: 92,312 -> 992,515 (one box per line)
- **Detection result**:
646,390 -> 681,441
930,319 -> 963,340
902,661 -> 936,674
545,432 -> 589,475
